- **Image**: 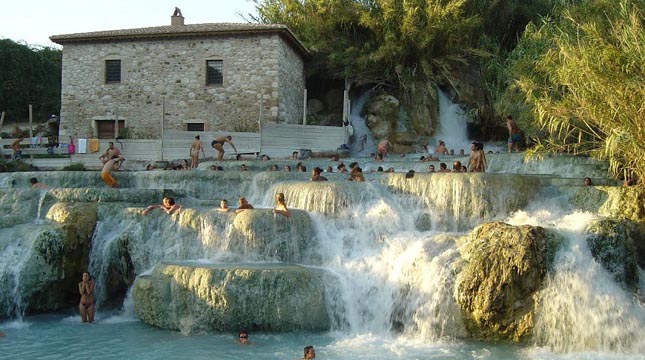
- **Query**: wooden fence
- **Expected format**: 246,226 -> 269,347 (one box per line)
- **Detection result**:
2,123 -> 349,169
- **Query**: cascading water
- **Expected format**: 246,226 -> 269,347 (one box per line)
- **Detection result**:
0,159 -> 643,359
432,89 -> 471,153
349,92 -> 377,157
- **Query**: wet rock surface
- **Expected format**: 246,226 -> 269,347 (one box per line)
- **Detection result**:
133,262 -> 330,334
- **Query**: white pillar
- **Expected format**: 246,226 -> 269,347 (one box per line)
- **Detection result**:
29,105 -> 33,138
114,108 -> 119,139
302,88 -> 307,125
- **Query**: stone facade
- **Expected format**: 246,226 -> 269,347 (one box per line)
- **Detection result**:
51,24 -> 307,138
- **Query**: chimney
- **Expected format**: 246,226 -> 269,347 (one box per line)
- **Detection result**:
171,7 -> 184,26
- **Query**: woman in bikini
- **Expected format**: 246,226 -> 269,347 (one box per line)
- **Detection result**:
273,192 -> 291,218
189,135 -> 205,169
79,272 -> 95,323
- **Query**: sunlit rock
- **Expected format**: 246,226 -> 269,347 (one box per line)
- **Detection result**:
229,209 -> 316,263
585,219 -> 641,289
133,262 -> 330,334
569,186 -> 644,222
0,189 -> 42,228
456,222 -> 555,342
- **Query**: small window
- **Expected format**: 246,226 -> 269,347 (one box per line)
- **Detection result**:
105,60 -> 121,83
206,60 -> 223,85
186,123 -> 205,131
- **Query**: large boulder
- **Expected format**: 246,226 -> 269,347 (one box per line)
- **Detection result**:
585,219 -> 641,289
133,262 -> 330,334
455,222 -> 554,342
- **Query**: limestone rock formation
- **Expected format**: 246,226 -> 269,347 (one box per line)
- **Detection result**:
133,262 -> 330,334
568,186 -> 644,222
229,209 -> 316,263
585,219 -> 641,289
456,222 -> 553,342
364,94 -> 399,141
0,202 -> 98,316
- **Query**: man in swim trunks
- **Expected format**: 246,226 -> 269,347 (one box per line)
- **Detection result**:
506,115 -> 521,153
79,272 -> 95,323
434,140 -> 447,155
189,135 -> 206,169
99,142 -> 123,164
101,155 -> 123,188
211,135 -> 238,161
377,139 -> 391,157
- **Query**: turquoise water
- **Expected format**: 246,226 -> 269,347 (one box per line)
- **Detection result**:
1,314 -> 643,360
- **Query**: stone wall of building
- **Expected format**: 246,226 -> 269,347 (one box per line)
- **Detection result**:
278,39 -> 305,124
59,33 -> 305,138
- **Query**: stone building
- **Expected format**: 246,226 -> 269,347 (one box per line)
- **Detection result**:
50,10 -> 309,139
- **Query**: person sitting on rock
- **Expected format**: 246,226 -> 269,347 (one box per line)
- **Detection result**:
311,167 -> 328,182
143,196 -> 182,215
439,162 -> 450,172
29,177 -> 48,189
217,199 -> 229,212
273,192 -> 291,218
302,345 -> 316,359
235,197 -> 254,214
348,162 -> 365,182
434,140 -> 447,155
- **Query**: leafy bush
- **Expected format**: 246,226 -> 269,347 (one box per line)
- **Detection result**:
62,162 -> 86,171
497,0 -> 644,185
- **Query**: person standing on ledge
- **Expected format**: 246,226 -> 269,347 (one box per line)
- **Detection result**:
189,135 -> 205,169
78,272 -> 95,323
211,135 -> 237,161
506,115 -> 521,153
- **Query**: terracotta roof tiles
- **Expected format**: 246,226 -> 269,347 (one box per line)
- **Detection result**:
50,23 -> 309,58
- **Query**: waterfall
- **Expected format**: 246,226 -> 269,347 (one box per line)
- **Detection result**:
349,92 -> 377,157
432,90 -> 471,154
0,159 -> 643,355
35,189 -> 49,223
506,208 -> 645,353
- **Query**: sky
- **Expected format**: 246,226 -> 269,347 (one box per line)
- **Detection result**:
0,0 -> 258,48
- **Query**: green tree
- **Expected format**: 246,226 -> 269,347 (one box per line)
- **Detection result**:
0,39 -> 61,124
253,0 -> 484,94
498,0 -> 645,184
